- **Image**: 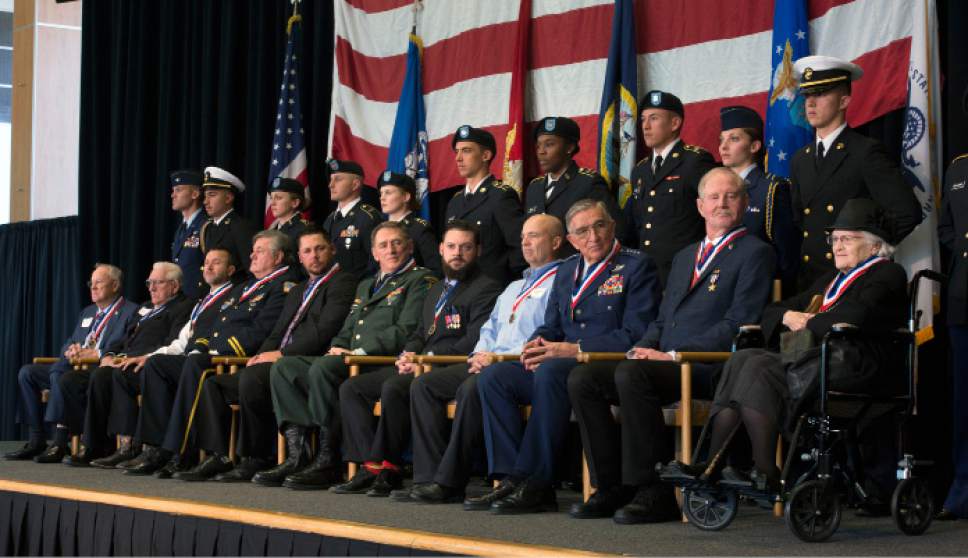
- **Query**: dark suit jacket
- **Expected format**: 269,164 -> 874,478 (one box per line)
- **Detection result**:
445,176 -> 525,283
103,293 -> 194,356
636,233 -> 775,352
939,154 -> 968,325
258,269 -> 358,356
535,246 -> 660,352
201,209 -> 259,280
790,127 -> 922,289
623,141 -> 717,286
403,269 -> 504,355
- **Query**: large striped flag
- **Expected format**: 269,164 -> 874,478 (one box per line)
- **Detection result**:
764,0 -> 812,178
597,0 -> 637,208
386,29 -> 431,219
330,1 -> 919,195
265,11 -> 310,228
501,0 -> 531,195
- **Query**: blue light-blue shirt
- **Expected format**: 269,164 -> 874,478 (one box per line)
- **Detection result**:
471,260 -> 561,355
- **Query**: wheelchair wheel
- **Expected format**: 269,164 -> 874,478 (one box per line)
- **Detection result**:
682,488 -> 738,531
892,478 -> 933,536
785,480 -> 841,542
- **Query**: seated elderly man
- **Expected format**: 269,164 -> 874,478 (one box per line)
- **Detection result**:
5,264 -> 138,463
59,262 -> 194,466
568,167 -> 775,523
666,198 -> 908,496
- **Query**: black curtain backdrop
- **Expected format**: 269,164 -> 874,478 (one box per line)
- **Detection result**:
0,218 -> 83,440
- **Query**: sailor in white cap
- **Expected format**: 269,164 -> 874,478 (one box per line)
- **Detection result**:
200,166 -> 259,281
788,55 -> 921,290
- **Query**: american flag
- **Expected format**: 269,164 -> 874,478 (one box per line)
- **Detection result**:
265,10 -> 310,228
330,0 -> 920,193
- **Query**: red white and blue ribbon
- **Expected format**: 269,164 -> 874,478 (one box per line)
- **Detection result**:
84,297 -> 125,348
693,227 -> 747,286
571,241 -> 621,314
280,263 -> 340,347
240,265 -> 290,302
190,283 -> 233,327
820,256 -> 887,312
510,264 -> 560,323
372,258 -> 417,294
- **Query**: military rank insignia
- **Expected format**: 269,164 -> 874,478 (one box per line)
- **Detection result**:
598,274 -> 624,296
708,269 -> 720,292
445,313 -> 462,330
386,286 -> 405,305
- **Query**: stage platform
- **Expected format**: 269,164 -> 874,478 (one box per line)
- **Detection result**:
0,443 -> 966,556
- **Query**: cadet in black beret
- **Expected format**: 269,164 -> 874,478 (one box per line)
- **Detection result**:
718,105 -> 799,286
267,177 -> 308,246
322,158 -> 384,279
200,166 -> 259,283
446,125 -> 525,284
623,90 -> 716,286
170,170 -> 206,298
378,170 -> 441,276
525,117 -> 624,256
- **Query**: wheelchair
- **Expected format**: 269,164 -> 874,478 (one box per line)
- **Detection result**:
661,269 -> 944,542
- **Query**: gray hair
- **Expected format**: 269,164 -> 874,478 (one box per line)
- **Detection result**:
94,263 -> 123,286
371,220 -> 412,245
860,231 -> 895,258
253,229 -> 292,258
698,167 -> 749,199
152,261 -> 183,285
565,199 -> 614,233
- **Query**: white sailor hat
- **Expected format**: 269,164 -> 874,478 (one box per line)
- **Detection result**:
202,166 -> 246,193
793,55 -> 863,94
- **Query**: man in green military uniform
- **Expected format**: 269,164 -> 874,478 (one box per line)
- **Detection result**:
255,221 -> 435,490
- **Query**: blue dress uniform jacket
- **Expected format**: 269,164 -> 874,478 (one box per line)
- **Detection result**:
743,165 -> 799,283
322,201 -> 384,279
623,141 -> 717,286
636,233 -> 776,353
172,210 -> 205,299
446,176 -> 525,284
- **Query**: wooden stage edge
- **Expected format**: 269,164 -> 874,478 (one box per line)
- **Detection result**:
0,479 -> 608,557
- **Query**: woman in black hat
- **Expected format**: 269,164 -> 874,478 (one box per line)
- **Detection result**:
377,171 -> 441,276
663,198 -> 908,490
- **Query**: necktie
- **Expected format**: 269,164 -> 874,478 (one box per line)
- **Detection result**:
653,155 -> 663,175
545,178 -> 556,199
816,142 -> 826,166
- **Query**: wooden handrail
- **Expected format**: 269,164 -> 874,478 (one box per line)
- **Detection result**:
676,351 -> 731,363
211,357 -> 250,366
343,355 -> 398,366
70,357 -> 101,367
575,352 -> 626,363
416,355 -> 469,365
32,357 -> 58,365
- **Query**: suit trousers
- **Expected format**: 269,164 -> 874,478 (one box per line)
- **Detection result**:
17,360 -> 71,433
79,366 -> 120,454
194,362 -> 276,459
109,365 -> 141,438
339,367 -> 413,464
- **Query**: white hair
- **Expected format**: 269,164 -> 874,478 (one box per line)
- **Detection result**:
860,231 -> 895,258
152,261 -> 183,286
94,263 -> 123,285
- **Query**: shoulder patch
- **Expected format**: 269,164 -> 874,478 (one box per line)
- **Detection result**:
283,281 -> 297,293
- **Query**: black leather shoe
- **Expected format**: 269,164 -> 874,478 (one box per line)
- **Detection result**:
366,470 -> 403,497
613,484 -> 680,524
4,442 -> 46,460
122,447 -> 172,476
464,479 -> 518,511
252,425 -> 309,487
390,487 -> 414,502
935,508 -> 959,521
490,480 -> 558,515
154,456 -> 194,479
569,487 -> 633,519
214,457 -> 273,483
283,465 -> 342,491
64,447 -> 104,467
408,482 -> 464,504
91,447 -> 140,470
330,469 -> 377,494
33,445 -> 67,464
658,460 -> 710,482
173,454 -> 233,481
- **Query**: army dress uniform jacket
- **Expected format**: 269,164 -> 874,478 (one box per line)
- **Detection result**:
939,154 -> 968,326
322,201 -> 384,279
445,176 -> 525,283
533,244 -> 661,352
330,265 -> 436,355
401,213 -> 442,276
623,141 -> 717,286
273,214 -> 308,246
101,293 -> 194,357
790,126 -> 922,289
172,210 -> 205,299
402,268 -> 504,356
201,209 -> 260,281
743,165 -> 799,283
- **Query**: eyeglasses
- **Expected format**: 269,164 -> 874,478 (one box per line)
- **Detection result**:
826,234 -> 864,246
87,280 -> 110,288
571,220 -> 610,239
145,279 -> 172,287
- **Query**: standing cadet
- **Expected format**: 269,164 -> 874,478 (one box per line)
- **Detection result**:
267,177 -> 308,244
446,125 -> 525,284
718,105 -> 799,286
257,221 -> 434,490
378,170 -> 441,275
624,90 -> 717,286
200,166 -> 259,282
525,116 -> 625,257
322,159 -> 383,279
170,170 -> 206,299
789,55 -> 921,290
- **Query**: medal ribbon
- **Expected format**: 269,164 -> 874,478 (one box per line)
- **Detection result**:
137,302 -> 168,326
280,263 -> 340,348
240,265 -> 290,302
430,280 -> 460,331
692,227 -> 747,286
190,283 -> 233,327
571,241 -> 621,313
510,264 -> 559,322
372,258 -> 416,295
820,256 -> 887,312
84,297 -> 125,348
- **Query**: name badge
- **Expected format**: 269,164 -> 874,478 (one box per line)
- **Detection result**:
138,307 -> 151,316
81,317 -> 93,327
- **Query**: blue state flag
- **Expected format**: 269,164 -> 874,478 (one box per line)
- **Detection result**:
765,0 -> 812,178
597,0 -> 637,208
387,33 -> 430,219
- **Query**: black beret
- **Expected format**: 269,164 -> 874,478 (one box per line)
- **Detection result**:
640,90 -> 684,118
719,106 -> 763,132
270,177 -> 305,198
377,170 -> 417,198
327,159 -> 365,179
170,169 -> 203,188
534,116 -> 581,153
451,125 -> 497,154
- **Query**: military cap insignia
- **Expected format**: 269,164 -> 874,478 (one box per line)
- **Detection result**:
804,68 -> 814,80
383,170 -> 391,182
598,274 -> 624,296
272,177 -> 281,187
650,91 -> 662,106
545,118 -> 556,132
329,159 -> 339,171
204,171 -> 212,181
458,125 -> 470,138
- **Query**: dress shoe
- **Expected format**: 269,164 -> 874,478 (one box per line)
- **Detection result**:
4,442 -> 46,460
366,470 -> 403,497
408,482 -> 464,504
33,445 -> 67,464
658,460 -> 710,482
252,424 -> 309,487
214,457 -> 272,482
569,487 -> 633,519
719,466 -> 752,486
173,454 -> 233,481
330,469 -> 377,494
613,484 -> 680,524
935,508 -> 959,521
390,487 -> 414,502
154,456 -> 195,479
283,465 -> 342,491
91,446 -> 140,470
122,447 -> 172,476
64,447 -> 104,467
490,479 -> 558,515
464,479 -> 518,511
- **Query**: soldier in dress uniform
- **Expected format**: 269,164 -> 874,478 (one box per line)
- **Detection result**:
378,170 -> 441,275
445,125 -> 525,284
256,221 -> 435,490
525,116 -> 625,257
718,106 -> 799,287
332,221 -> 503,497
200,166 -> 259,282
267,177 -> 308,245
170,170 -> 205,299
623,90 -> 717,286
789,55 -> 921,290
322,159 -> 384,279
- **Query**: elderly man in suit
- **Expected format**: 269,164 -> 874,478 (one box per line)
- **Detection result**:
567,167 -> 776,523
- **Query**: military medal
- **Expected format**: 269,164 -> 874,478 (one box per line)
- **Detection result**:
571,241 -> 621,321
429,280 -> 459,336
509,264 -> 560,325
83,296 -> 125,348
191,283 -> 233,327
820,255 -> 887,311
691,227 -> 747,288
708,269 -> 720,292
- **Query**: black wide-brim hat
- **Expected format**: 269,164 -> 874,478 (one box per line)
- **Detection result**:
825,198 -> 891,241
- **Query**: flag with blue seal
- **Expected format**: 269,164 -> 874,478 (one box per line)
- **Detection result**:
597,0 -> 637,208
765,0 -> 812,178
387,31 -> 431,220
